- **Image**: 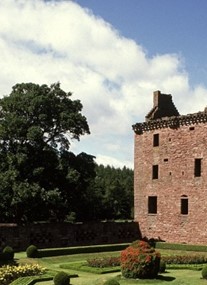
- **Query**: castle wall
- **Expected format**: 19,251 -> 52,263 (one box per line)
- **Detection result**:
134,122 -> 207,244
0,221 -> 141,251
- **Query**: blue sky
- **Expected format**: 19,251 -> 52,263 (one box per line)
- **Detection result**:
76,0 -> 207,86
1,0 -> 207,168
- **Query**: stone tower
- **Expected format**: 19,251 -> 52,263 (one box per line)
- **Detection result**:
133,91 -> 207,244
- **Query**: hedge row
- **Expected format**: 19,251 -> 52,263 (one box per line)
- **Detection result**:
155,242 -> 207,252
38,243 -> 129,257
27,242 -> 207,258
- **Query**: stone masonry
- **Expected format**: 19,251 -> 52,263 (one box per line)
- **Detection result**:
133,90 -> 207,244
0,221 -> 141,251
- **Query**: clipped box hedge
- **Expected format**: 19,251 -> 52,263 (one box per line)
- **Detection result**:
155,242 -> 207,252
38,243 -> 129,258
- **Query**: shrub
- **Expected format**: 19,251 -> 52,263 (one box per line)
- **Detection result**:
53,271 -> 70,285
103,278 -> 120,285
159,260 -> 166,273
202,266 -> 207,279
26,245 -> 38,258
121,240 -> 160,279
2,246 -> 14,261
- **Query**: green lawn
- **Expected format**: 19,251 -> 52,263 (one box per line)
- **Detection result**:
30,270 -> 206,285
15,249 -> 207,285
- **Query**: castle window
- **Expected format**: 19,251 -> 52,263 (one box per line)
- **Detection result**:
152,165 -> 159,179
189,126 -> 195,131
153,134 -> 159,147
194,158 -> 202,177
148,196 -> 157,214
164,158 -> 168,162
181,195 -> 188,215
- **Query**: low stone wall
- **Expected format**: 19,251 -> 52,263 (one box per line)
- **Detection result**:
0,221 -> 141,251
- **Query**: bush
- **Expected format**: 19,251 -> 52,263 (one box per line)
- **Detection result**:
202,266 -> 207,279
53,271 -> 70,285
2,246 -> 14,261
159,260 -> 166,273
103,278 -> 120,285
121,240 -> 160,279
26,245 -> 38,258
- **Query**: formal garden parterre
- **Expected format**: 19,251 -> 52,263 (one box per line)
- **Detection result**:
1,240 -> 207,284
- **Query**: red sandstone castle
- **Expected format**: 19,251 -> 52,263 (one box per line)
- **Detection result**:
133,90 -> 207,244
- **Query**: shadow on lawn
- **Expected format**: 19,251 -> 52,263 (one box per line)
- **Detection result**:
157,275 -> 175,282
0,259 -> 18,267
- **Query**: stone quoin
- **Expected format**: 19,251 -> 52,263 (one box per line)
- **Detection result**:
133,90 -> 207,244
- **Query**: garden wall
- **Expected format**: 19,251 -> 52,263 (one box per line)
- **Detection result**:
0,221 -> 141,251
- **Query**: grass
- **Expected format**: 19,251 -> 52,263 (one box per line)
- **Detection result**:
10,275 -> 53,285
12,248 -> 207,285
59,261 -> 120,274
31,270 -> 207,285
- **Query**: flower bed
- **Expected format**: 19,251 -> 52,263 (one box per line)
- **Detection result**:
162,254 -> 207,265
0,264 -> 46,285
87,256 -> 120,268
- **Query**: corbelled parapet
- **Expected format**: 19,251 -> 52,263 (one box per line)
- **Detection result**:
133,112 -> 207,134
133,91 -> 207,134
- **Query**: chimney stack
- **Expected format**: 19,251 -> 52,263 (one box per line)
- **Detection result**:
145,90 -> 179,121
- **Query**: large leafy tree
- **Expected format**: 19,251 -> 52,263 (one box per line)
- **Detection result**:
0,82 -> 92,223
0,82 -> 89,149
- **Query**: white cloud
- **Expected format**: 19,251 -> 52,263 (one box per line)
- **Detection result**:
0,0 -> 207,168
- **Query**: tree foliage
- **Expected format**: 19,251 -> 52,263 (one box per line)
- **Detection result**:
86,164 -> 134,221
0,82 -> 89,149
0,82 -> 92,222
0,82 -> 133,223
